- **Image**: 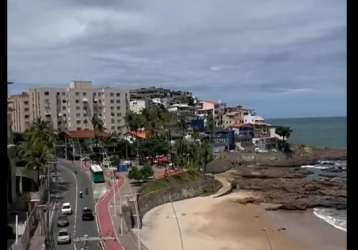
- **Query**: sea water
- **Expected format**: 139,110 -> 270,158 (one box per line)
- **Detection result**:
267,117 -> 346,149
300,160 -> 346,232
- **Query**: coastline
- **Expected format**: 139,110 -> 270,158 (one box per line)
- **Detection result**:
141,192 -> 346,250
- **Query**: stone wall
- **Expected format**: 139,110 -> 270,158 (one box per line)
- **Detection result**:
137,176 -> 221,222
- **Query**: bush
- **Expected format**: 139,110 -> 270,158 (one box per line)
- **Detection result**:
141,163 -> 154,180
128,166 -> 143,181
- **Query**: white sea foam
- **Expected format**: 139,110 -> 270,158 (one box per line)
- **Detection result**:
313,208 -> 346,232
301,165 -> 331,170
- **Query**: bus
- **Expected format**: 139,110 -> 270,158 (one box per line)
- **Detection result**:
90,164 -> 105,183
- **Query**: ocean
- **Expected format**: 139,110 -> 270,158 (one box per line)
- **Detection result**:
301,160 -> 347,232
267,117 -> 346,149
267,117 -> 347,232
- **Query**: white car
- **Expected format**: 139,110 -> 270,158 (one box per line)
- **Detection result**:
57,229 -> 71,244
61,203 -> 72,215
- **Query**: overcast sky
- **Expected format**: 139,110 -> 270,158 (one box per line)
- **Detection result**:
8,0 -> 346,118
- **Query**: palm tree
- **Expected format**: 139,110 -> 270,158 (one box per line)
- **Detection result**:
18,118 -> 55,187
275,126 -> 292,141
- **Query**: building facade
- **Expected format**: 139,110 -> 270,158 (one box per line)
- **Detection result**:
8,81 -> 130,134
8,92 -> 31,132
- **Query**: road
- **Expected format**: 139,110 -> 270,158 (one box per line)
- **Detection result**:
51,159 -> 101,250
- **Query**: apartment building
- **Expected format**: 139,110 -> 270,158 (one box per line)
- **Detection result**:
195,100 -> 226,127
94,87 -> 129,133
8,92 -> 31,132
8,81 -> 129,134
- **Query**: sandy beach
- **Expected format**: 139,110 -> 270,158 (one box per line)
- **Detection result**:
141,192 -> 346,250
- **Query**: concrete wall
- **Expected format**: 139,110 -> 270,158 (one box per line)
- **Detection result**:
137,176 -> 221,222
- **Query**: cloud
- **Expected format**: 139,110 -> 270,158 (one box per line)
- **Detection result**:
8,0 -> 346,118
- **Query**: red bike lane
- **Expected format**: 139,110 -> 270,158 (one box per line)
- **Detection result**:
96,176 -> 124,250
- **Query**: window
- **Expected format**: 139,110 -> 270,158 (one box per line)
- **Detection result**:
62,92 -> 65,96
83,92 -> 87,96
94,93 -> 97,96
117,113 -> 121,117
77,127 -> 81,131
111,113 -> 115,117
111,126 -> 115,130
75,99 -> 79,103
84,120 -> 88,124
76,113 -> 81,117
24,115 -> 29,119
117,119 -> 121,123
76,120 -> 81,124
110,100 -> 114,104
62,100 -> 67,103
75,92 -> 80,96
110,93 -> 114,97
111,119 -> 115,123
24,108 -> 29,112
83,113 -> 87,117
110,106 -> 114,110
44,91 -> 49,96
62,106 -> 66,110
117,126 -> 121,130
116,100 -> 121,104
76,106 -> 80,110
116,93 -> 120,97
24,101 -> 29,105
117,106 -> 121,110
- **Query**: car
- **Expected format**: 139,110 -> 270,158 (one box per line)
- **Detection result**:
57,215 -> 69,227
57,229 -> 71,244
82,207 -> 94,221
61,203 -> 72,215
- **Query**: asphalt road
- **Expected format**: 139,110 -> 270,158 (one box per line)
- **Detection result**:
51,159 -> 101,250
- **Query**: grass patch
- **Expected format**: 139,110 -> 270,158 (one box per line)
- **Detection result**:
140,170 -> 203,194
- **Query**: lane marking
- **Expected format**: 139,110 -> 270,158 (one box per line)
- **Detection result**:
70,169 -> 79,250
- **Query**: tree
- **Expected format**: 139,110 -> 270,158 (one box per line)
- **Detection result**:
140,163 -> 154,180
17,119 -> 55,187
128,166 -> 142,181
275,126 -> 292,141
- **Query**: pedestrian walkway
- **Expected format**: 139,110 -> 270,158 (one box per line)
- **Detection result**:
28,224 -> 45,250
95,176 -> 125,250
212,174 -> 233,198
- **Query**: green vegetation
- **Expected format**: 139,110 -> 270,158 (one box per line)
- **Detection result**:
141,163 -> 154,180
140,170 -> 202,194
275,126 -> 293,153
173,140 -> 213,172
17,118 -> 55,187
125,107 -> 176,137
128,164 -> 154,181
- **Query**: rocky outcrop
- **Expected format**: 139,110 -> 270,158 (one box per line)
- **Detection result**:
228,165 -> 346,211
206,145 -> 346,173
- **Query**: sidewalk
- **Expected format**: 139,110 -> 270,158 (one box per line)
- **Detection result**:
108,173 -> 148,250
28,223 -> 45,250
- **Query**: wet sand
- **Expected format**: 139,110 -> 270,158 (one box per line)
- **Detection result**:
141,192 -> 346,250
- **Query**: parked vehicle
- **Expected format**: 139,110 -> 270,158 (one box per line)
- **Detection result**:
57,215 -> 69,227
57,229 -> 71,244
82,207 -> 94,221
79,191 -> 83,198
61,203 -> 72,215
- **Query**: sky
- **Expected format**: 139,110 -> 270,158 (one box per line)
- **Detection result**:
8,0 -> 346,118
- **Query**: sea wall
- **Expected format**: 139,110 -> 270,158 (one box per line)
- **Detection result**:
137,175 -> 221,222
